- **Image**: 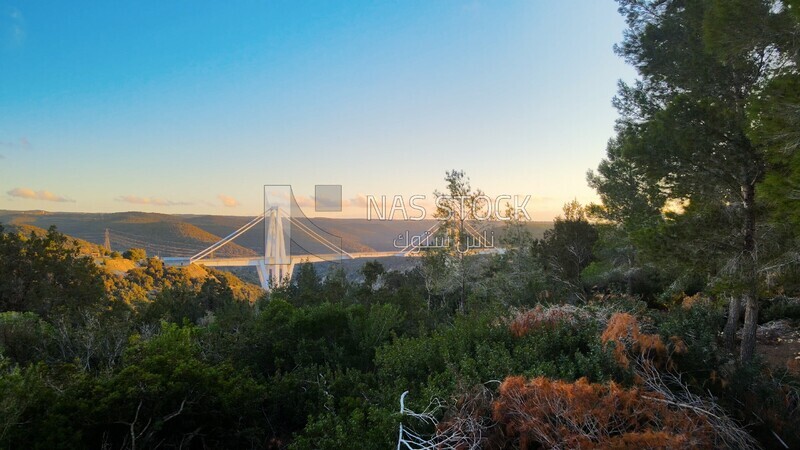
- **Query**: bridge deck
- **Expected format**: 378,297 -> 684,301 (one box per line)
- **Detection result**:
163,251 -> 406,268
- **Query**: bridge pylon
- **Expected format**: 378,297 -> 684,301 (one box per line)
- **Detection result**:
258,207 -> 295,289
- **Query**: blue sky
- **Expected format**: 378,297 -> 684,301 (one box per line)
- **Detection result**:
0,1 -> 634,220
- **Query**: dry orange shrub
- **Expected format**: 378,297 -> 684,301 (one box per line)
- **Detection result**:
492,376 -> 715,449
680,293 -> 707,309
601,312 -> 686,370
509,304 -> 590,337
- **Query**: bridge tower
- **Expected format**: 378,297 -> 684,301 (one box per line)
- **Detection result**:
257,207 -> 295,289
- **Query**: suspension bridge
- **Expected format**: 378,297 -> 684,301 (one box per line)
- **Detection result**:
98,193 -> 498,290
147,206 -> 441,289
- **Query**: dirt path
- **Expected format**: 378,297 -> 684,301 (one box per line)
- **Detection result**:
753,320 -> 800,374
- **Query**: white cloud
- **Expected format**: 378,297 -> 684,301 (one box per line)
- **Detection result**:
218,194 -> 240,207
7,187 -> 73,202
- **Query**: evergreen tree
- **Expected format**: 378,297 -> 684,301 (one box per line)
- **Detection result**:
590,0 -> 779,361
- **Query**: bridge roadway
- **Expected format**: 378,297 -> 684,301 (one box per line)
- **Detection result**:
162,251 -> 410,289
163,247 -> 502,290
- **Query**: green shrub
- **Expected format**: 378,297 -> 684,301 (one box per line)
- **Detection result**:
761,296 -> 800,323
122,247 -> 146,261
651,300 -> 725,379
0,312 -> 53,365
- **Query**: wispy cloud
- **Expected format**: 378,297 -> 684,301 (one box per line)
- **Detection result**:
293,195 -> 316,208
343,194 -> 368,208
7,187 -> 73,202
0,137 -> 31,150
218,194 -> 240,207
116,195 -> 191,206
1,7 -> 25,49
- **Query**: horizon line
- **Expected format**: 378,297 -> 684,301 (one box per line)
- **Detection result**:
0,208 -> 556,223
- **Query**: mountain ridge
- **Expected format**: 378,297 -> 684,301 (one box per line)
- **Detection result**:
0,209 -> 553,257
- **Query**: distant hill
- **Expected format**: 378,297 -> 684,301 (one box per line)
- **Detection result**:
2,222 -> 107,256
0,210 -> 552,259
0,210 -> 254,258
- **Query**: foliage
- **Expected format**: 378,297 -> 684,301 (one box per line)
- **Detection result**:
651,298 -> 725,380
426,169 -> 491,313
0,225 -> 107,319
493,376 -> 715,449
588,0 -> 796,362
0,222 -> 797,447
377,308 -> 620,401
0,312 -> 52,366
509,304 -> 594,337
761,296 -> 800,323
601,312 -> 686,371
716,361 -> 800,448
122,247 -> 146,261
360,259 -> 385,290
536,201 -> 598,300
480,218 -> 547,308
1,324 -> 270,449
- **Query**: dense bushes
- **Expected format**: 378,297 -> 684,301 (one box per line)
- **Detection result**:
1,226 -> 799,448
1,324 -> 270,449
761,296 -> 800,323
0,225 -> 106,318
122,247 -> 146,261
